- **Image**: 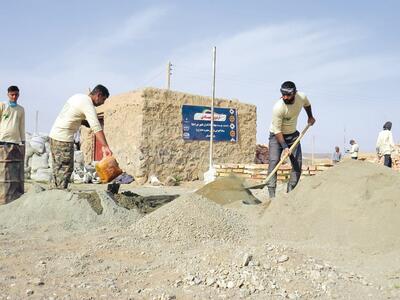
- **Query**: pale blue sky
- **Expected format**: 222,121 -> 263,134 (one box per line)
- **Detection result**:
1,1 -> 399,152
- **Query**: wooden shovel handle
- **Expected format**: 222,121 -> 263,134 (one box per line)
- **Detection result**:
246,124 -> 311,190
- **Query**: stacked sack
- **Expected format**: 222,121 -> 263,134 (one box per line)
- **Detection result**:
25,132 -> 53,182
25,132 -> 101,184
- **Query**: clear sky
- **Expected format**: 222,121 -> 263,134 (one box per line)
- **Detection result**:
1,0 -> 399,153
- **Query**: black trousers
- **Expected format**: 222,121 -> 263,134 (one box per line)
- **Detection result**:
384,154 -> 392,168
267,131 -> 302,197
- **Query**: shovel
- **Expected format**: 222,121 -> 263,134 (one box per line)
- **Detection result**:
244,124 -> 311,191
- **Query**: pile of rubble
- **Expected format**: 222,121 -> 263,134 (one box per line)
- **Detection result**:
255,144 -> 269,164
132,194 -> 249,243
176,243 -> 380,299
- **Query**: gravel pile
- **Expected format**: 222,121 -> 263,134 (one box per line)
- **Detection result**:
132,193 -> 249,243
176,243 -> 385,299
262,160 -> 400,253
196,175 -> 261,205
0,189 -> 141,232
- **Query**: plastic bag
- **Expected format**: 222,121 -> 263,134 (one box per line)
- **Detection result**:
31,168 -> 52,182
95,156 -> 122,183
30,153 -> 49,171
30,135 -> 47,154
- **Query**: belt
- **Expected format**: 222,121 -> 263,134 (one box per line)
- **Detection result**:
0,142 -> 19,146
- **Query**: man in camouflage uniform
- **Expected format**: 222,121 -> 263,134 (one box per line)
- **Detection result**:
49,139 -> 75,189
49,85 -> 112,189
0,86 -> 25,203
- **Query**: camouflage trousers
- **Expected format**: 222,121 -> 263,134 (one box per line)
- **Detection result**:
50,138 -> 74,189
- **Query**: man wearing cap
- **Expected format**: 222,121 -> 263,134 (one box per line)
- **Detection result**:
267,81 -> 315,198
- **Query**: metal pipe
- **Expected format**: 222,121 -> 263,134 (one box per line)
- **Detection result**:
209,47 -> 216,169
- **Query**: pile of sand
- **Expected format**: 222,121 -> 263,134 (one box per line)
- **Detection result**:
132,193 -> 249,243
0,189 -> 141,231
262,160 -> 400,253
196,175 -> 261,205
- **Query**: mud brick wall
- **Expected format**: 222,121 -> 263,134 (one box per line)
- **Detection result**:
81,88 -> 257,184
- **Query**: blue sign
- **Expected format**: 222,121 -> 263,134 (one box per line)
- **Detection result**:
182,105 -> 238,142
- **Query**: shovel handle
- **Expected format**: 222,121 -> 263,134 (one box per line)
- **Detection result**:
247,124 -> 311,190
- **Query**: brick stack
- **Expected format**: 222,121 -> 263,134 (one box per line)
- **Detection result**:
215,163 -> 334,182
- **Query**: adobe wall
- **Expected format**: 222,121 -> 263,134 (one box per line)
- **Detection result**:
81,88 -> 257,183
137,88 -> 256,181
103,92 -> 145,180
80,126 -> 93,163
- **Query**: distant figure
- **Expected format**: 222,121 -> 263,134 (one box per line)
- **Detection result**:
349,139 -> 359,160
332,146 -> 342,164
376,121 -> 395,168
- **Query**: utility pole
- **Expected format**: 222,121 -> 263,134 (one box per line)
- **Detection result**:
209,47 -> 216,171
204,47 -> 217,183
166,61 -> 172,90
35,110 -> 39,134
312,135 -> 315,165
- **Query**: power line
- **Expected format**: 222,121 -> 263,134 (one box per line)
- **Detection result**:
139,69 -> 164,88
172,66 -> 396,103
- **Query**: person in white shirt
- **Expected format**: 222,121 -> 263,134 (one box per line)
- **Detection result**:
349,140 -> 359,160
0,86 -> 25,202
376,121 -> 395,168
0,86 -> 25,146
332,146 -> 342,164
266,81 -> 315,199
49,85 -> 112,189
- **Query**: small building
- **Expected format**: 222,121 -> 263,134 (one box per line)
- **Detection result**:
80,88 -> 257,183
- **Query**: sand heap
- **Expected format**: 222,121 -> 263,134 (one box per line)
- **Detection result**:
0,189 -> 141,231
132,193 -> 249,243
196,175 -> 261,205
262,160 -> 400,253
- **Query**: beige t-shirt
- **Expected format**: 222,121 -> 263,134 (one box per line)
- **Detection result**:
269,92 -> 311,134
0,102 -> 25,143
50,94 -> 102,142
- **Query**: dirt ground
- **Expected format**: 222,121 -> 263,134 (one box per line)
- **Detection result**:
1,161 -> 400,300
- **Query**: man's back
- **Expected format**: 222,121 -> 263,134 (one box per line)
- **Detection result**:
376,130 -> 394,155
50,94 -> 102,142
350,143 -> 359,158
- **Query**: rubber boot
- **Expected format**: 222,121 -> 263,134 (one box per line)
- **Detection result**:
287,183 -> 297,193
268,188 -> 276,199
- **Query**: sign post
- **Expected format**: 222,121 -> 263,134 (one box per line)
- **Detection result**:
204,46 -> 217,183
